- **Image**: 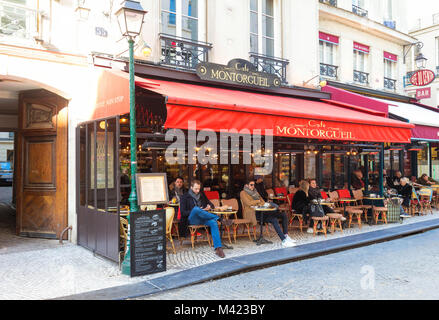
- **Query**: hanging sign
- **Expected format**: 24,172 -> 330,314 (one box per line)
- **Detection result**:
410,69 -> 436,87
416,87 -> 431,100
196,59 -> 282,88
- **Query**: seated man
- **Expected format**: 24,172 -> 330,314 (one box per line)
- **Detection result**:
240,179 -> 295,247
417,173 -> 437,186
169,176 -> 187,203
254,175 -> 269,202
180,180 -> 232,258
395,177 -> 413,218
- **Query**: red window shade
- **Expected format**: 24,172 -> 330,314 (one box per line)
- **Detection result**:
384,51 -> 397,62
354,42 -> 370,54
319,31 -> 339,45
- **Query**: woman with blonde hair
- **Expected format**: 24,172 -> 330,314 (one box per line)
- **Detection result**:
291,180 -> 314,233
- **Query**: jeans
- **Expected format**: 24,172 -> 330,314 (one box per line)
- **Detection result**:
257,210 -> 289,241
188,206 -> 222,249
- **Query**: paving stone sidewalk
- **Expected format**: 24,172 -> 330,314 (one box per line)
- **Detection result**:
1,207 -> 439,299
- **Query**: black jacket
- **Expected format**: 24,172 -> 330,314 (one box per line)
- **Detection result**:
351,175 -> 364,190
291,190 -> 310,214
169,187 -> 187,201
396,184 -> 412,207
255,182 -> 268,201
178,192 -> 215,237
308,187 -> 322,201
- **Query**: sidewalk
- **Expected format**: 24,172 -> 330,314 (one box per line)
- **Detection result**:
2,211 -> 439,300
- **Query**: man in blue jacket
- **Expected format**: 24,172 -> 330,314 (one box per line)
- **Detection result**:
180,180 -> 232,258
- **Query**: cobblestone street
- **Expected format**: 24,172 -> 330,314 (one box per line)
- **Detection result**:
140,227 -> 439,300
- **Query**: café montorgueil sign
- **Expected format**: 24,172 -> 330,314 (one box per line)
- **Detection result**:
196,59 -> 282,88
410,69 -> 436,87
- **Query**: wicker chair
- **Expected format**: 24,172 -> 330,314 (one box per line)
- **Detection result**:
222,198 -> 253,242
165,207 -> 176,254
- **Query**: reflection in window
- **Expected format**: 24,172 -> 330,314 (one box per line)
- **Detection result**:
250,0 -> 274,56
161,0 -> 199,40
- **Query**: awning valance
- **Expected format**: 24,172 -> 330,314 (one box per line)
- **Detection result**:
93,69 -> 413,143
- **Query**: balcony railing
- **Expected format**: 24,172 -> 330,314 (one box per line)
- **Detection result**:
352,5 -> 368,18
159,34 -> 212,71
0,0 -> 37,40
384,77 -> 397,91
319,0 -> 337,7
320,63 -> 338,79
353,70 -> 369,84
249,52 -> 289,84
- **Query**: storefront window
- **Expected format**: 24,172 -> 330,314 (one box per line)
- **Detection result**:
417,144 -> 429,177
304,152 -> 316,180
432,146 -> 439,181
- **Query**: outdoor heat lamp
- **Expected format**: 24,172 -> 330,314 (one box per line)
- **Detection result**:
115,0 -> 148,38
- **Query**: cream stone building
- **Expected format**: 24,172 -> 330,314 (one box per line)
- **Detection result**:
0,0 -> 417,249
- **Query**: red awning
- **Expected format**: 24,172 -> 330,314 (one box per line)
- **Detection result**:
135,79 -> 413,143
354,42 -> 370,54
321,85 -> 389,115
93,69 -> 413,143
319,32 -> 339,45
384,51 -> 398,62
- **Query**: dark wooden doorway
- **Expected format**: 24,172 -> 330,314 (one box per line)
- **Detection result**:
15,90 -> 68,239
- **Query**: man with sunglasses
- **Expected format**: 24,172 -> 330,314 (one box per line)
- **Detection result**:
241,179 -> 296,248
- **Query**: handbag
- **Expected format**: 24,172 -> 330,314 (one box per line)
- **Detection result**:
309,203 -> 325,218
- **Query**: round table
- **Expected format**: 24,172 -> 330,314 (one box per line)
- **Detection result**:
338,198 -> 357,215
253,207 -> 277,246
167,203 -> 180,207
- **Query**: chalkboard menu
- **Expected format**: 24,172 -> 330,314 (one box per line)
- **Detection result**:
130,210 -> 166,277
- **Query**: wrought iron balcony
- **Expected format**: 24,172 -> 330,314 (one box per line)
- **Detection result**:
320,63 -> 338,79
159,33 -> 212,71
249,52 -> 289,84
384,77 -> 397,91
0,1 -> 37,40
352,5 -> 368,18
353,70 -> 369,84
319,0 -> 337,7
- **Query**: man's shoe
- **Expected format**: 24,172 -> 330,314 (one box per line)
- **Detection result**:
282,239 -> 296,248
215,247 -> 225,258
284,235 -> 296,243
400,213 -> 411,218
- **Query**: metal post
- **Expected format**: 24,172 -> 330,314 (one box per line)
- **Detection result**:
379,144 -> 384,197
122,38 -> 138,276
364,154 -> 369,193
429,143 -> 432,178
330,147 -> 335,190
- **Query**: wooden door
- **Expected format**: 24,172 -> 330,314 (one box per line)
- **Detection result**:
16,90 -> 68,239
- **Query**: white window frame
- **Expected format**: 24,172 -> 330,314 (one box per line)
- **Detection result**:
436,36 -> 439,68
250,0 -> 278,57
384,59 -> 395,79
319,40 -> 336,66
160,0 -> 205,41
353,49 -> 368,73
352,0 -> 365,8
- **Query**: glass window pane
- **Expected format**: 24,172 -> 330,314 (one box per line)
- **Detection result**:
79,125 -> 86,207
250,11 -> 258,34
263,37 -> 274,56
319,41 -> 324,63
262,15 -> 274,38
250,33 -> 258,53
304,153 -> 316,180
182,16 -> 198,40
262,0 -> 273,16
162,0 -> 176,12
250,0 -> 258,11
183,0 -> 198,18
161,12 -> 177,35
87,123 -> 95,208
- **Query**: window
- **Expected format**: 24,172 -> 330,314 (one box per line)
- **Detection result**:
436,37 -> 439,68
319,41 -> 335,65
353,50 -> 367,72
250,0 -> 274,57
161,0 -> 198,40
0,0 -> 36,39
384,59 -> 394,79
384,0 -> 393,20
352,0 -> 365,8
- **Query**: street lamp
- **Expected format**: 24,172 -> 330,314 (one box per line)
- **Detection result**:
115,0 -> 147,276
415,52 -> 428,69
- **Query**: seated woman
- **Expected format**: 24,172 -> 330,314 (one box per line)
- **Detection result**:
394,177 -> 412,218
291,180 -> 315,234
417,174 -> 437,186
308,179 -> 335,214
240,179 -> 295,247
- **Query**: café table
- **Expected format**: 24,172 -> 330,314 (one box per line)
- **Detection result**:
362,196 -> 385,224
209,209 -> 238,247
253,206 -> 277,246
338,198 -> 357,215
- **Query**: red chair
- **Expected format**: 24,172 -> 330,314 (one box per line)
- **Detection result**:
274,187 -> 288,202
337,189 -> 351,199
204,191 -> 220,201
321,191 -> 329,200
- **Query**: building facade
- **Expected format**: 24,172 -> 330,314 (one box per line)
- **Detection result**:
1,0 -> 416,248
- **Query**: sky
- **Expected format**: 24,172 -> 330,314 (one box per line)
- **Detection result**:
407,0 -> 439,30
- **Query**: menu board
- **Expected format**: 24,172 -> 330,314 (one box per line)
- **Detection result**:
136,173 -> 169,205
130,210 -> 166,277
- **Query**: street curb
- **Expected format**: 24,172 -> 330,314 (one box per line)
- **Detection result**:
56,218 -> 439,300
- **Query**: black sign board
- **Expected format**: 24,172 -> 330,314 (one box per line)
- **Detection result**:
196,59 -> 281,89
130,210 -> 166,277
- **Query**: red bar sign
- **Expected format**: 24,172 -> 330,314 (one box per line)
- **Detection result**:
416,87 -> 431,100
354,42 -> 370,53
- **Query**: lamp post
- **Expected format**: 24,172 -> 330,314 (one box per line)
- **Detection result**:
415,52 -> 428,69
115,0 -> 147,276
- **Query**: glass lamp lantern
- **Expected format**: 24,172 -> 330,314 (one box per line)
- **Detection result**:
115,0 -> 148,39
415,52 -> 427,69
